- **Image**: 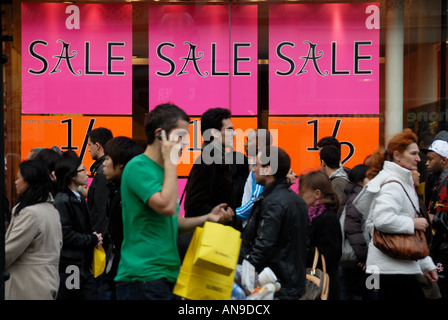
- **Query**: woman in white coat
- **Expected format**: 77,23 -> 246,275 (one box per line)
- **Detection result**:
5,160 -> 62,299
354,128 -> 438,300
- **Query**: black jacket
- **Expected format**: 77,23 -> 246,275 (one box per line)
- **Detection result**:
239,179 -> 309,299
54,190 -> 97,271
307,207 -> 342,300
104,180 -> 123,280
88,155 -> 109,235
184,144 -> 235,217
428,167 -> 448,253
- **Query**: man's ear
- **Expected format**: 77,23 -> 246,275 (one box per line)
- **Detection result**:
320,159 -> 326,168
210,128 -> 221,140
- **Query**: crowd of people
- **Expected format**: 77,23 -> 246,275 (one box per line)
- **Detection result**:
3,103 -> 448,301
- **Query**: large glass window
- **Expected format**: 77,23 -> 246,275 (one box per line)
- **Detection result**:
1,0 -> 446,205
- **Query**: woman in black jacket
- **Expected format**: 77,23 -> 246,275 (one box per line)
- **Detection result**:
299,170 -> 342,300
53,153 -> 103,300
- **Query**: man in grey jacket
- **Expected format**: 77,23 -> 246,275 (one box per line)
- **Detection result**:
320,145 -> 349,206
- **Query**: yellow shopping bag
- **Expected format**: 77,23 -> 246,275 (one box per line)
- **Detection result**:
173,223 -> 241,300
91,246 -> 106,278
193,221 -> 241,276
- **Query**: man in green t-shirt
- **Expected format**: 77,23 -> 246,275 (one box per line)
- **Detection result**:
115,103 -> 234,300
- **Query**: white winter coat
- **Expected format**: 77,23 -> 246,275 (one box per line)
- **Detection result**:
353,161 -> 436,275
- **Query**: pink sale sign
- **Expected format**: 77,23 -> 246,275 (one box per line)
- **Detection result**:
148,5 -> 258,116
269,3 -> 380,115
21,3 -> 132,115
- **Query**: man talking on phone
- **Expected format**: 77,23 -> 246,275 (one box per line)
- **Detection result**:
114,103 -> 234,300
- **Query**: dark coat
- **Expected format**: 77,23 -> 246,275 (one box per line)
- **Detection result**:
184,145 -> 235,217
342,182 -> 368,263
54,190 -> 97,271
428,167 -> 448,253
307,207 -> 342,300
104,180 -> 123,280
239,178 -> 309,299
88,155 -> 109,235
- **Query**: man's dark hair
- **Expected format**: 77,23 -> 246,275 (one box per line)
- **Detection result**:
145,103 -> 190,145
200,108 -> 231,142
317,136 -> 341,151
87,127 -> 113,148
349,164 -> 369,185
320,145 -> 341,169
104,136 -> 144,168
34,148 -> 62,173
259,146 -> 291,179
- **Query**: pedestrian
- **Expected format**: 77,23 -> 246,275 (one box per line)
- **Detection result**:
101,136 -> 143,299
320,145 -> 349,206
26,147 -> 45,160
239,146 -> 309,299
53,153 -> 103,300
299,170 -> 342,300
338,164 -> 370,300
417,131 -> 433,202
5,160 -> 62,299
114,103 -> 234,300
235,129 -> 272,227
34,147 -> 62,197
184,107 -> 237,218
354,128 -> 437,300
286,168 -> 297,187
424,130 -> 448,299
3,157 -> 10,230
87,127 -> 113,236
86,127 -> 113,299
180,107 -> 237,259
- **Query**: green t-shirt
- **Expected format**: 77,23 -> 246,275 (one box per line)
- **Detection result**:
114,154 -> 180,283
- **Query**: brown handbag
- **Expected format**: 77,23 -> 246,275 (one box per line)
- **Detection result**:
300,247 -> 329,300
372,180 -> 430,260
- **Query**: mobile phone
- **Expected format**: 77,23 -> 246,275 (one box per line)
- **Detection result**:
157,132 -> 163,140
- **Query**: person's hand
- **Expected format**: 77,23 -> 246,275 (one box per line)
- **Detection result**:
207,203 -> 234,224
424,269 -> 438,282
357,262 -> 366,271
159,130 -> 181,166
413,217 -> 429,232
93,232 -> 103,248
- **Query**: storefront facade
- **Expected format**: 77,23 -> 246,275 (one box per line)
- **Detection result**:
1,0 -> 446,205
